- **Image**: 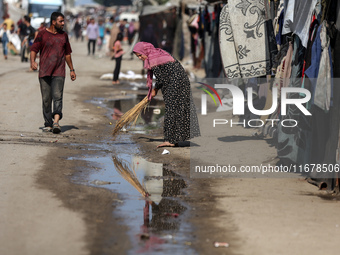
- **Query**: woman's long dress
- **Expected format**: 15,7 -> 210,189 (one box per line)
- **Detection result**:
152,60 -> 201,144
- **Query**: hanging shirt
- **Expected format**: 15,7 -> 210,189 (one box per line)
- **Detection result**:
282,0 -> 318,48
304,21 -> 333,111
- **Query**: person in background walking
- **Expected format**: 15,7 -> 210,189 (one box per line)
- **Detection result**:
21,16 -> 36,63
0,23 -> 9,60
3,14 -> 14,30
112,33 -> 125,85
17,16 -> 27,59
105,16 -> 114,35
86,17 -> 99,56
30,12 -> 76,134
17,16 -> 27,42
35,22 -> 46,37
127,20 -> 136,46
104,16 -> 114,56
98,19 -> 105,51
73,18 -> 82,41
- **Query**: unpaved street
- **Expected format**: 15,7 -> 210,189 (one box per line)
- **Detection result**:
1,38 -> 340,255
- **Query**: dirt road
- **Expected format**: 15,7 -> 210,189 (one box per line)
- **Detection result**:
1,38 -> 340,255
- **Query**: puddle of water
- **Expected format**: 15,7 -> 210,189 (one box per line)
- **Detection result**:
71,147 -> 194,254
89,94 -> 165,134
72,89 -> 194,254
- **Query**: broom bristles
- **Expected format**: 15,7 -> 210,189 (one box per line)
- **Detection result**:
112,96 -> 149,139
112,156 -> 149,197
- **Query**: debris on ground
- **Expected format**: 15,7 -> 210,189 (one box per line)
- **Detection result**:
91,180 -> 119,185
162,149 -> 170,155
214,242 -> 229,248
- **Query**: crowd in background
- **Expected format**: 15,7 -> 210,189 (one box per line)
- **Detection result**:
0,11 -> 139,64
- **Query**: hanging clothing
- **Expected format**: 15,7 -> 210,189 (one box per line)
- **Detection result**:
172,16 -> 184,61
272,41 -> 293,98
314,21 -> 333,111
211,4 -> 223,78
219,0 -> 270,79
277,35 -> 311,165
282,0 -> 318,48
304,22 -> 333,111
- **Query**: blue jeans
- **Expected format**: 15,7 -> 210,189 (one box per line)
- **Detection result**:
2,39 -> 8,56
39,76 -> 65,127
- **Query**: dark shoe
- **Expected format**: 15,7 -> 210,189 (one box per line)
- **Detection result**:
52,123 -> 61,134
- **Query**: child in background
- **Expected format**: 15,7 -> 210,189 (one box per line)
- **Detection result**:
98,19 -> 105,51
0,23 -> 9,60
112,33 -> 125,84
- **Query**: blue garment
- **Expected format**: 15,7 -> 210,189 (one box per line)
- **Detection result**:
2,30 -> 8,56
275,10 -> 284,45
304,25 -> 333,107
304,25 -> 322,105
98,25 -> 105,37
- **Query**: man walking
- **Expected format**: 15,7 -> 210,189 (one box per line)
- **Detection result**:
22,16 -> 36,63
30,12 -> 76,134
86,17 -> 99,55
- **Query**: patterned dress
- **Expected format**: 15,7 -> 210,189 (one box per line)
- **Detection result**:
152,59 -> 201,144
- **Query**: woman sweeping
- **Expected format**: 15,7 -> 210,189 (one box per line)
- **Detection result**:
133,42 -> 200,148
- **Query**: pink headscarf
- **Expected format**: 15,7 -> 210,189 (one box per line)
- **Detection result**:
133,42 -> 175,100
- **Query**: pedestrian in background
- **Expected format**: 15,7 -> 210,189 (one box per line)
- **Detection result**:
112,32 -> 125,85
17,16 -> 28,59
17,16 -> 27,42
105,16 -> 114,35
98,19 -> 105,51
35,22 -> 46,37
73,18 -> 82,41
109,21 -> 120,59
30,12 -> 76,134
3,14 -> 14,30
127,20 -> 136,45
0,23 -> 9,60
86,17 -> 99,56
21,16 -> 36,63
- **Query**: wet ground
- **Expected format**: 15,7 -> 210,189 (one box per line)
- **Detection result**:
70,89 -> 197,254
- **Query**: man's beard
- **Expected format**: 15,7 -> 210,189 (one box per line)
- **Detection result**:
55,25 -> 63,32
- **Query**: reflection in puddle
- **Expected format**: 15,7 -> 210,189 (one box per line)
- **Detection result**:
90,94 -> 165,135
112,156 -> 148,197
111,156 -> 190,253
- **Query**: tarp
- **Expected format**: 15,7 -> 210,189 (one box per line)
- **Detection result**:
140,5 -> 175,17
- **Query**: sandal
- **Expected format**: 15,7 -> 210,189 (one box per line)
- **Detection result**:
42,126 -> 52,132
52,123 -> 61,134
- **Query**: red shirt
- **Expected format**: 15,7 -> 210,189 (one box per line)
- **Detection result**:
31,29 -> 72,78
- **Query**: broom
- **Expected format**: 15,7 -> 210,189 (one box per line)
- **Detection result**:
112,156 -> 149,197
112,96 -> 149,139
